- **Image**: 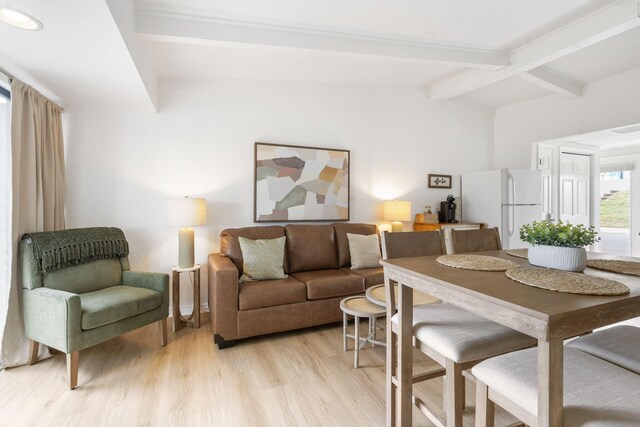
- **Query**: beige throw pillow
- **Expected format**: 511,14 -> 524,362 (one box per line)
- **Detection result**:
347,233 -> 381,269
238,236 -> 287,282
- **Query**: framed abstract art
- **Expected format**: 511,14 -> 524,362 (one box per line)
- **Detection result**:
254,142 -> 350,222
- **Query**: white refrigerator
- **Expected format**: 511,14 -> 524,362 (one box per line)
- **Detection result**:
461,169 -> 542,249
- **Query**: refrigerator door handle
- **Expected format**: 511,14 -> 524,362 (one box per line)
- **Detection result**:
507,172 -> 515,205
509,205 -> 515,237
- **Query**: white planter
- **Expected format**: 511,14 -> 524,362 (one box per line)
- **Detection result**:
528,245 -> 587,272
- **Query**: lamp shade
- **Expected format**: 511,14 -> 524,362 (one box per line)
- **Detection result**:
383,200 -> 412,221
166,197 -> 207,227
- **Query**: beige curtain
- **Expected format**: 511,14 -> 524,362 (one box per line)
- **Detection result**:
0,79 -> 65,368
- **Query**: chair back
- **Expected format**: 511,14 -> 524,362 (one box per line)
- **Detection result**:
450,227 -> 502,254
381,230 -> 444,260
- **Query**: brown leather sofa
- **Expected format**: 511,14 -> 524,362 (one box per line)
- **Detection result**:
208,223 -> 382,349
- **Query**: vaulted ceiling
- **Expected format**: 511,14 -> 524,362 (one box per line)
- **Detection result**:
2,0 -> 640,112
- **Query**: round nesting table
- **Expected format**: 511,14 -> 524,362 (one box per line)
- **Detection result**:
365,284 -> 440,308
339,296 -> 386,368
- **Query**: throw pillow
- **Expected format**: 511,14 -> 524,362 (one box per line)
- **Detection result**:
347,233 -> 381,269
238,236 -> 287,282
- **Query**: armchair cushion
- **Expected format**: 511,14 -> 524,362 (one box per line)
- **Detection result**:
43,259 -> 123,294
79,286 -> 162,330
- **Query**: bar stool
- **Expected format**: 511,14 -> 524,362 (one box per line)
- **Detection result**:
382,230 -> 536,427
473,346 -> 640,427
566,325 -> 640,374
340,296 -> 386,368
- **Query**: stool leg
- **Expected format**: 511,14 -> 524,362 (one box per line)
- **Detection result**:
475,380 -> 495,427
372,317 -> 377,347
343,312 -> 348,352
354,315 -> 360,368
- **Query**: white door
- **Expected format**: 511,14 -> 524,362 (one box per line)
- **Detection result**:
538,144 -> 554,219
560,153 -> 591,227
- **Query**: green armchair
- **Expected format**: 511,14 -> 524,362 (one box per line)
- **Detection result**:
20,228 -> 169,389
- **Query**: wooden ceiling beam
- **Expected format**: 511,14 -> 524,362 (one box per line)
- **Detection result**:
134,6 -> 509,69
430,0 -> 640,100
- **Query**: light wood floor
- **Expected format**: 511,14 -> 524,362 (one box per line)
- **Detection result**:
0,314 -> 518,426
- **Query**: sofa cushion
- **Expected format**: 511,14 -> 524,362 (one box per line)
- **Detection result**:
239,277 -> 307,310
347,233 -> 381,269
285,224 -> 338,273
79,285 -> 162,330
292,269 -> 364,300
343,267 -> 384,288
43,258 -> 123,294
220,226 -> 285,275
238,236 -> 287,282
333,223 -> 378,268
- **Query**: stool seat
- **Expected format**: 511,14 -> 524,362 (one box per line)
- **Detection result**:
472,347 -> 640,426
391,303 -> 536,363
365,284 -> 439,308
567,325 -> 640,375
340,296 -> 386,317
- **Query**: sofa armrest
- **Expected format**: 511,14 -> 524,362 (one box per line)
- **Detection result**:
208,253 -> 239,343
122,271 -> 170,316
23,287 -> 82,353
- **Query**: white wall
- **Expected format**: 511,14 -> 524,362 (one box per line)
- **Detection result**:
64,83 -> 494,312
494,66 -> 640,169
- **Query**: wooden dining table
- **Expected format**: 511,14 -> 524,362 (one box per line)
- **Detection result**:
380,250 -> 640,427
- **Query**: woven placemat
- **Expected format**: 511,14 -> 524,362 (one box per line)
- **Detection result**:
437,255 -> 519,271
586,259 -> 640,276
506,248 -> 528,259
506,266 -> 629,296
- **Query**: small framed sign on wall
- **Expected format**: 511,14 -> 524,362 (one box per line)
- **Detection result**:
428,174 -> 452,189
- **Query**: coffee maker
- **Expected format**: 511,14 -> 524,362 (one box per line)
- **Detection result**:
438,195 -> 457,223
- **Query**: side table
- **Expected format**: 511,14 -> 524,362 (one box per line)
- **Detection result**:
172,264 -> 201,332
340,296 -> 386,368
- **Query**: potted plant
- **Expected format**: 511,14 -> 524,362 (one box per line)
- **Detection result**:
519,220 -> 599,272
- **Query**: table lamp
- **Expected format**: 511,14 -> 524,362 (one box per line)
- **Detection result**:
167,197 -> 207,268
383,200 -> 411,232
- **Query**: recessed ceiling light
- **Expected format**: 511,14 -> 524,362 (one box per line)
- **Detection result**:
0,6 -> 43,31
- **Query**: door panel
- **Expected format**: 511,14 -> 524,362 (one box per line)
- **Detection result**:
562,180 -> 574,215
560,153 -> 591,227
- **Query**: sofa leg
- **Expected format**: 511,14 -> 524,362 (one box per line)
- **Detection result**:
28,340 -> 39,365
67,351 -> 79,390
216,339 -> 237,350
159,318 -> 168,347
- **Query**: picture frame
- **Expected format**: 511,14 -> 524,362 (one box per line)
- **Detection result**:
254,142 -> 350,222
428,173 -> 452,189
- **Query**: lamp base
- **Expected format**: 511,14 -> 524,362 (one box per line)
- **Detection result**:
391,221 -> 403,233
178,227 -> 195,268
